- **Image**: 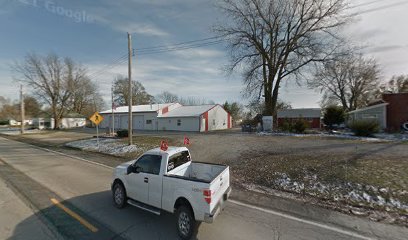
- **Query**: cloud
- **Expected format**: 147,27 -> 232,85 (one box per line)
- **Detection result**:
172,48 -> 224,59
365,45 -> 406,54
119,23 -> 169,36
351,28 -> 388,41
91,13 -> 169,36
84,48 -> 241,106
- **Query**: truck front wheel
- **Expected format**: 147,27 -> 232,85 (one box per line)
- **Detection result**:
176,205 -> 197,240
112,182 -> 127,209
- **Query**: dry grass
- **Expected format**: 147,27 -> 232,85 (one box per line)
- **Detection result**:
224,146 -> 408,214
118,135 -> 184,159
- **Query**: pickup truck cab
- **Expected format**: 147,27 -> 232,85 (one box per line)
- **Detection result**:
111,146 -> 231,239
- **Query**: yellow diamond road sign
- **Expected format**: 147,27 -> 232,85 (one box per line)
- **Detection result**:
90,112 -> 104,126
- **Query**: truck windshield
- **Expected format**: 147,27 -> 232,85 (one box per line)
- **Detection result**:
167,151 -> 191,172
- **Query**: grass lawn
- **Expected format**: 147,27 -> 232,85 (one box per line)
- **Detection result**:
227,147 -> 408,214
118,135 -> 184,159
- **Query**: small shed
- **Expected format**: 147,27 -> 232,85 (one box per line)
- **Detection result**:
347,103 -> 388,130
277,108 -> 322,129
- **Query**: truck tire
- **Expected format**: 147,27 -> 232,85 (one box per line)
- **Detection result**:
176,205 -> 197,240
112,182 -> 127,209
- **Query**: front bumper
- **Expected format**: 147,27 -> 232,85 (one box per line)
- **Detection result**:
204,187 -> 231,223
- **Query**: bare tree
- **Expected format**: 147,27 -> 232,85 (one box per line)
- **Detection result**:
377,75 -> 408,95
310,54 -> 380,111
23,95 -> 42,118
12,53 -> 87,129
0,99 -> 19,121
156,91 -> 179,103
155,91 -> 215,105
113,75 -> 154,106
67,78 -> 105,117
178,96 -> 213,105
246,99 -> 291,118
215,0 -> 349,115
223,101 -> 244,120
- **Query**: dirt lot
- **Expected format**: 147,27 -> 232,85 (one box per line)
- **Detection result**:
3,129 -> 408,225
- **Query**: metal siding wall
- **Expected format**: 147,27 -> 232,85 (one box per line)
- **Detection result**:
158,117 -> 200,131
353,106 -> 387,129
138,112 -> 159,130
207,105 -> 228,131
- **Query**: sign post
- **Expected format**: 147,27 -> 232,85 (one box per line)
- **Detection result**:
89,112 -> 104,149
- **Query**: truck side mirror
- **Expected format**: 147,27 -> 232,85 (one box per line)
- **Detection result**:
127,165 -> 134,175
127,165 -> 140,174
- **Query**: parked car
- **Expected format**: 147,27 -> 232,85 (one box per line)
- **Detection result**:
111,146 -> 231,239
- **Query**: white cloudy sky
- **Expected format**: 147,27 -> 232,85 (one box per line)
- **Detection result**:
1,0 -> 408,109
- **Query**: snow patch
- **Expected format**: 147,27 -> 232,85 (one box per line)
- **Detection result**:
257,131 -> 408,142
65,138 -> 145,157
250,171 -> 408,211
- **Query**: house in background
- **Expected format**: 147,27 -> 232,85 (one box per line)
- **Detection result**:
32,114 -> 86,129
347,93 -> 408,131
99,103 -> 232,132
276,108 -> 322,129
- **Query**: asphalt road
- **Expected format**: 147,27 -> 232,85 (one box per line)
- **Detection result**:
0,136 -> 406,240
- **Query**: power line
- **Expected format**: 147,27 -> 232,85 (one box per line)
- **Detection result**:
349,0 -> 392,9
135,39 -> 224,55
85,36 -> 225,81
350,0 -> 408,16
87,53 -> 127,78
87,54 -> 128,80
135,36 -> 222,51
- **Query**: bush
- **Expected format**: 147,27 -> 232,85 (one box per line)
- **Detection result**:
293,119 -> 309,133
348,120 -> 379,137
116,129 -> 129,138
278,119 -> 309,133
323,106 -> 345,129
279,120 -> 293,132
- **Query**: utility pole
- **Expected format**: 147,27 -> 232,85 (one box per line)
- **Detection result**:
111,84 -> 115,136
20,84 -> 25,134
127,32 -> 133,145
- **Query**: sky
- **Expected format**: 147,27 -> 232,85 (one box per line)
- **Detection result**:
1,0 -> 408,110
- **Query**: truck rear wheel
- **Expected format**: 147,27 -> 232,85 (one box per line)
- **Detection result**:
176,205 -> 197,240
112,182 -> 127,209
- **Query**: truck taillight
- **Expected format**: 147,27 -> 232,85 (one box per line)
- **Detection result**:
203,189 -> 211,204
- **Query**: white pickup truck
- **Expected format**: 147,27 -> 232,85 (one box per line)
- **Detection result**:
111,146 -> 231,239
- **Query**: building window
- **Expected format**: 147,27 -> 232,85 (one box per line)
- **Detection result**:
169,119 -> 171,123
213,119 -> 215,125
177,119 -> 181,126
146,120 -> 152,124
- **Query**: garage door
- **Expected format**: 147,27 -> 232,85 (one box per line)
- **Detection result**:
133,115 -> 144,130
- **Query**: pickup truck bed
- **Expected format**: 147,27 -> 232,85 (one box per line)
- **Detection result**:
166,162 -> 227,183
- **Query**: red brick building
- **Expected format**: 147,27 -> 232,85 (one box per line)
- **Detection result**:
382,93 -> 408,131
277,108 -> 321,129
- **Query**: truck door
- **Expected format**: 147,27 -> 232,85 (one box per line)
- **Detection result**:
127,154 -> 161,204
147,174 -> 162,208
